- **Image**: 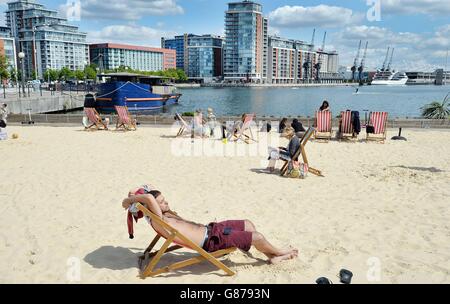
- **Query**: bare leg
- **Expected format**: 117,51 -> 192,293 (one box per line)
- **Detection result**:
251,232 -> 298,264
244,220 -> 256,232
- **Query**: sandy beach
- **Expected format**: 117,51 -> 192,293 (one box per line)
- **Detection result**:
0,125 -> 449,284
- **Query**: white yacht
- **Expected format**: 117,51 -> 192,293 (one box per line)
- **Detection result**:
371,71 -> 408,85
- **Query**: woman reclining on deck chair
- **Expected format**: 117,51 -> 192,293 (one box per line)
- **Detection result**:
123,189 -> 298,264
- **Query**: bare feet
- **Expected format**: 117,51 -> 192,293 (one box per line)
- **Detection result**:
269,249 -> 298,264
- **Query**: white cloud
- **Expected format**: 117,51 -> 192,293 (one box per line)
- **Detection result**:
331,24 -> 450,71
60,0 -> 184,21
381,0 -> 450,16
268,5 -> 363,29
88,24 -> 177,47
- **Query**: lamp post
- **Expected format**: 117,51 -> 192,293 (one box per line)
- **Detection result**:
18,52 -> 25,95
32,26 -> 38,80
46,64 -> 51,94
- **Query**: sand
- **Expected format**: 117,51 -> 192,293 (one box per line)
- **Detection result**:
0,125 -> 449,284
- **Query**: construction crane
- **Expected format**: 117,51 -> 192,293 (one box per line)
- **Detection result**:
351,40 -> 362,81
381,47 -> 390,71
303,29 -> 315,81
386,48 -> 395,71
358,41 -> 368,83
314,31 -> 327,81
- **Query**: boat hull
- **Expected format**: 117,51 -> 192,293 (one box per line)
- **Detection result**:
371,79 -> 408,85
94,82 -> 181,113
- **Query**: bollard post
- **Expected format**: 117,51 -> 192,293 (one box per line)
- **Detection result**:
3,83 -> 5,99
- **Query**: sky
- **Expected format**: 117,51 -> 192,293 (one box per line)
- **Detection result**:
1,0 -> 449,71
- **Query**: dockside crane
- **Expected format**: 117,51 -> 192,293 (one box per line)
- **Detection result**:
381,47 -> 390,71
358,41 -> 368,83
351,40 -> 362,81
303,29 -> 315,81
314,31 -> 327,81
387,48 -> 395,71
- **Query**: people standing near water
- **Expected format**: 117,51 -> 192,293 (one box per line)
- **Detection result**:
319,100 -> 330,112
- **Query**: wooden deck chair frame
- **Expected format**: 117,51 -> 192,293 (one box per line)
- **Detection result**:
339,111 -> 356,141
135,203 -> 237,278
314,111 -> 333,141
175,113 -> 192,137
232,114 -> 258,144
84,107 -> 108,131
115,106 -> 137,131
280,127 -> 323,177
366,112 -> 388,143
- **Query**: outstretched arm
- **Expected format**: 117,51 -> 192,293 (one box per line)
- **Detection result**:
122,194 -> 162,218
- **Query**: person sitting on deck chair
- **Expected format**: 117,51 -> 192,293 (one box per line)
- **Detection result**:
266,127 -> 300,173
122,190 -> 298,264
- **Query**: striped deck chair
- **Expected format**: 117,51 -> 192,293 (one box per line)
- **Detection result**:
314,111 -> 332,141
339,111 -> 355,140
175,113 -> 192,137
115,106 -> 137,131
366,112 -> 388,143
134,203 -> 236,278
84,107 -> 108,131
232,113 -> 257,143
280,127 -> 323,177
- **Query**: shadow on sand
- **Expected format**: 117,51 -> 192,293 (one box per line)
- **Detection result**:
84,246 -> 266,278
390,166 -> 445,173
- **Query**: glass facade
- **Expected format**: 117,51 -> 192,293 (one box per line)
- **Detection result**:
161,34 -> 197,71
187,35 -> 223,82
224,1 -> 268,83
5,0 -> 89,79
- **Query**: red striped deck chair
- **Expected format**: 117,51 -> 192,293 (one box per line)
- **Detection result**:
232,113 -> 257,144
175,113 -> 192,137
366,112 -> 388,143
134,203 -> 236,278
339,111 -> 355,140
314,111 -> 332,141
84,107 -> 108,131
115,106 -> 137,131
280,127 -> 323,177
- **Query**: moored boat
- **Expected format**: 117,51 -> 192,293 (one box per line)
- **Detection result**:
92,73 -> 182,113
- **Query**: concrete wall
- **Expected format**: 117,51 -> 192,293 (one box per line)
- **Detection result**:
3,95 -> 84,115
6,114 -> 450,129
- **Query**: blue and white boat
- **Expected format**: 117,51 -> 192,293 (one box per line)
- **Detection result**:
92,73 -> 182,113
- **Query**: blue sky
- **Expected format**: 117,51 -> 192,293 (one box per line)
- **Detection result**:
1,0 -> 449,71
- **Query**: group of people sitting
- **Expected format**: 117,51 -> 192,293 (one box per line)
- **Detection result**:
0,103 -> 8,140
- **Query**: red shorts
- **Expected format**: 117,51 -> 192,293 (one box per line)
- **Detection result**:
202,220 -> 253,253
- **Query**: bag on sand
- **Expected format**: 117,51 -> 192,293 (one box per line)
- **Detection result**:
0,120 -> 6,128
287,161 -> 308,179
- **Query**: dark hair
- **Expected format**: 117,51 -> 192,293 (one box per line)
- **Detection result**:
149,190 -> 162,199
281,118 -> 288,124
293,118 -> 299,123
320,101 -> 329,111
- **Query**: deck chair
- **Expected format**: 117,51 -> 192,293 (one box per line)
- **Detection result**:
339,111 -> 355,140
280,127 -> 323,177
115,106 -> 137,131
134,203 -> 237,278
232,113 -> 257,143
314,111 -> 332,141
84,107 -> 108,130
175,113 -> 193,137
366,112 -> 388,143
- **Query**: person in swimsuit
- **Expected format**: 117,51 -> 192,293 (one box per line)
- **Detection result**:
122,190 -> 298,264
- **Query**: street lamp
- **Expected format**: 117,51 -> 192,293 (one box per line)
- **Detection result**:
46,65 -> 51,92
18,51 -> 25,95
32,26 -> 38,80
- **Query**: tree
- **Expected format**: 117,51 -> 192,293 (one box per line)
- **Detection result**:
75,70 -> 85,81
31,70 -> 37,80
84,66 -> 97,80
421,94 -> 450,119
0,55 -> 9,82
59,67 -> 74,80
176,69 -> 188,82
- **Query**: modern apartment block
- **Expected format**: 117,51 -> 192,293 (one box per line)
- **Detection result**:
161,34 -> 197,71
0,26 -> 17,73
162,34 -> 224,82
267,36 -> 341,84
224,0 -> 268,83
5,0 -> 89,79
89,43 -> 176,72
186,35 -> 223,82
